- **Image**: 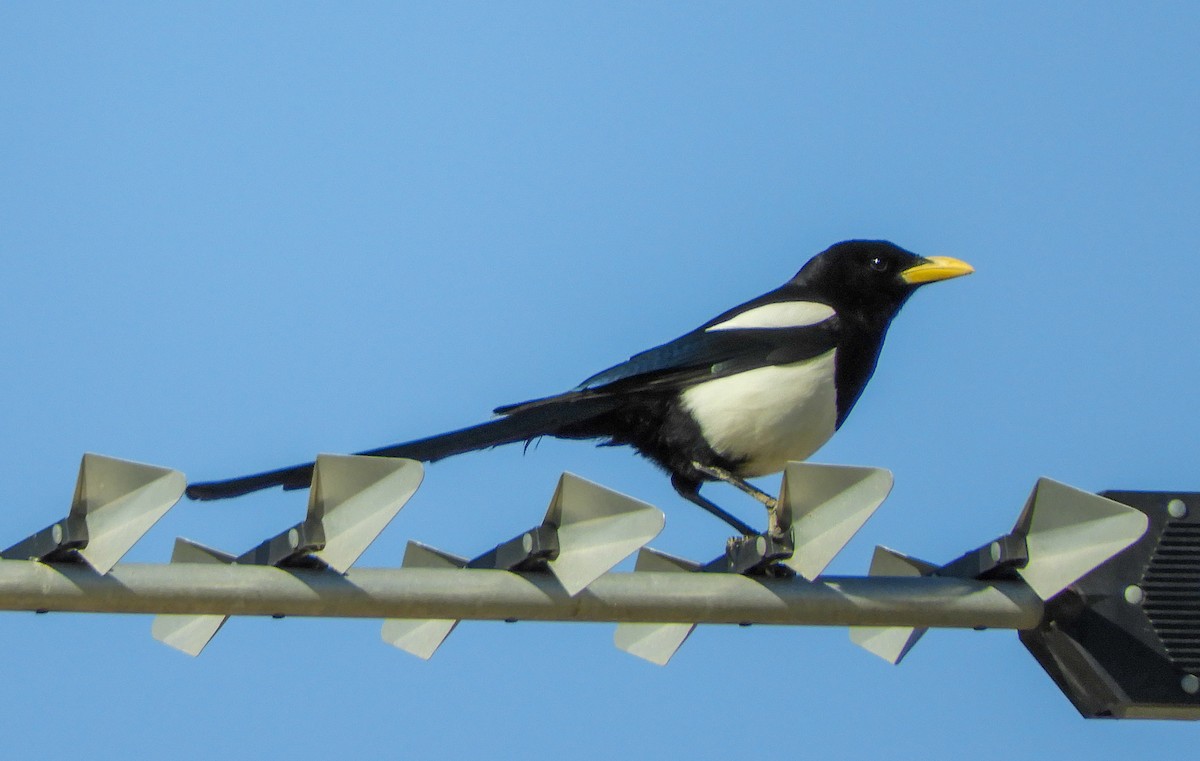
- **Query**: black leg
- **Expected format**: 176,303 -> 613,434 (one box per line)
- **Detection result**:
671,474 -> 758,536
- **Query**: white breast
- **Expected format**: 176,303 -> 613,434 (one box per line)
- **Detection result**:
680,349 -> 838,477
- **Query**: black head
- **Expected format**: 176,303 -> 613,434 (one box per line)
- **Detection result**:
792,240 -> 973,322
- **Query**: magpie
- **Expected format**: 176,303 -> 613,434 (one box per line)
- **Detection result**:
186,240 -> 972,536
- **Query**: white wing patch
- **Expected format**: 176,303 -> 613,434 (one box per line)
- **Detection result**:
706,301 -> 835,331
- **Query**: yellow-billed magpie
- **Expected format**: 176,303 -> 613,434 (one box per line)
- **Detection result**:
186,240 -> 972,535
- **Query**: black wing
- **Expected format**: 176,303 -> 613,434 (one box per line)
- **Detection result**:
580,320 -> 838,389
495,315 -> 840,415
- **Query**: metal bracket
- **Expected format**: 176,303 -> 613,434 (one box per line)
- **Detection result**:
467,524 -> 561,573
382,472 -> 664,659
709,531 -> 796,576
850,477 -> 1149,664
152,454 -> 422,656
236,453 -> 423,572
1,453 -> 185,574
615,462 -> 893,664
936,533 -> 1029,580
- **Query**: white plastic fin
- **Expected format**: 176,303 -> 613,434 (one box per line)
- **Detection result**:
167,536 -> 236,565
544,473 -> 665,596
1013,477 -> 1149,601
849,546 -> 936,664
398,540 -> 468,569
151,538 -> 235,656
381,541 -> 467,659
613,548 -> 702,665
307,455 -> 423,573
778,463 -> 894,579
72,453 -> 186,574
381,618 -> 460,660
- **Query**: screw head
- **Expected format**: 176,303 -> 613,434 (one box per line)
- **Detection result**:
51,522 -> 64,544
287,528 -> 300,549
1124,585 -> 1145,605
1168,499 -> 1188,519
1182,674 -> 1200,695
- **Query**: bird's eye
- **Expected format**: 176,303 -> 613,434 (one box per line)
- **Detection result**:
869,257 -> 888,272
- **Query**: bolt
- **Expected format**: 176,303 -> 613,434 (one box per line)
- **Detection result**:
287,528 -> 300,549
1182,674 -> 1200,695
521,532 -> 534,553
1168,499 -> 1188,519
51,522 -> 64,545
1124,585 -> 1144,605
989,541 -> 1002,562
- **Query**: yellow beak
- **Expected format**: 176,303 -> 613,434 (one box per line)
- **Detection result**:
900,255 -> 975,285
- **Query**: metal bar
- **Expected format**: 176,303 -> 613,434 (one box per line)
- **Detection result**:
0,559 -> 1043,630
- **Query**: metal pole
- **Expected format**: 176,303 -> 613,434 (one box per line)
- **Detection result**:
0,559 -> 1042,630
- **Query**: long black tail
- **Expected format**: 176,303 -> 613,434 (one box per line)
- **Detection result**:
184,392 -> 622,501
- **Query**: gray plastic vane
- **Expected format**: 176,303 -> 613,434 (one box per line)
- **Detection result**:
848,547 -> 939,664
149,539 -> 237,655
851,477 -> 1149,665
380,542 -> 466,659
152,455 -> 421,656
2,453 -> 185,574
543,472 -> 665,596
612,548 -> 702,665
777,462 -> 893,579
382,472 -> 664,659
1013,477 -> 1148,600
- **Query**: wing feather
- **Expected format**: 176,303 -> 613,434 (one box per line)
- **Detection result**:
494,294 -> 841,417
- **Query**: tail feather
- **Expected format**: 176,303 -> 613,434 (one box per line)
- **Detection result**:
184,392 -> 621,501
185,462 -> 317,500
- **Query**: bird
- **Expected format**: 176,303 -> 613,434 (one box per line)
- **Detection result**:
186,240 -> 973,537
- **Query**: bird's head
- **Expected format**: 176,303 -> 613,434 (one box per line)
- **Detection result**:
793,240 -> 974,321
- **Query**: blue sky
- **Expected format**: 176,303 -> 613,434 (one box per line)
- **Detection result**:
2,2 -> 1198,756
